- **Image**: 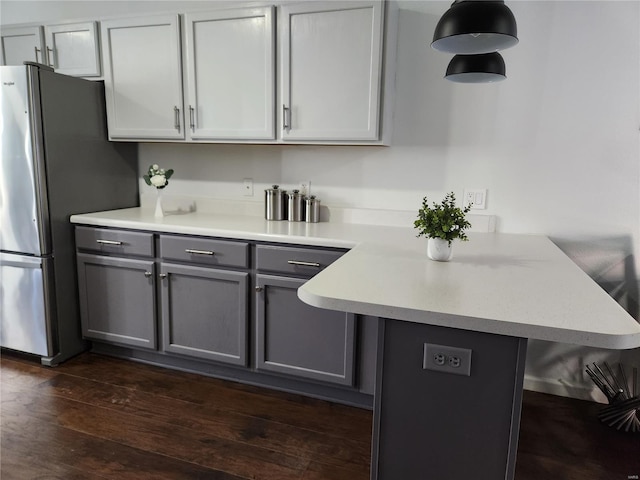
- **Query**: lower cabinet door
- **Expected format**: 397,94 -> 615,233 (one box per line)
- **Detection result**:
77,253 -> 157,349
255,274 -> 356,386
160,263 -> 249,366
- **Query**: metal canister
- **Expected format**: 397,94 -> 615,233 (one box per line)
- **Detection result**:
287,190 -> 304,222
304,195 -> 320,223
265,185 -> 286,220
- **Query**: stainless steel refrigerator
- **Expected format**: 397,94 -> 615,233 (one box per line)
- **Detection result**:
0,63 -> 138,365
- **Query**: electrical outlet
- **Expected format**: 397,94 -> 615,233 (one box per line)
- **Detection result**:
423,343 -> 472,376
243,178 -> 254,197
299,181 -> 311,196
449,356 -> 461,368
463,188 -> 487,210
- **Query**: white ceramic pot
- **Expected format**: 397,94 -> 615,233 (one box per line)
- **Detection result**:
427,237 -> 452,262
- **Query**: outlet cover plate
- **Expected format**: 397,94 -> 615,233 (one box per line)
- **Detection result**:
423,343 -> 472,376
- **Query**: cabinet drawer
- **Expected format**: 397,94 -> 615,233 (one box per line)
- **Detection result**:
75,227 -> 154,257
159,235 -> 249,268
256,244 -> 345,277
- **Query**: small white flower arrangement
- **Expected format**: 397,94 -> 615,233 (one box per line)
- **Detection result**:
143,164 -> 174,189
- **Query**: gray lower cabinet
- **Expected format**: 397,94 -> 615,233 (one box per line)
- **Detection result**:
255,273 -> 356,386
160,262 -> 249,366
75,226 -> 372,401
76,253 -> 157,349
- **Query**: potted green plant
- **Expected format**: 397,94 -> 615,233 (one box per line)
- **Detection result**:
414,192 -> 472,261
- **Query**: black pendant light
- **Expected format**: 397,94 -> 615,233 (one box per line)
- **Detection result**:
432,0 -> 518,55
444,53 -> 506,83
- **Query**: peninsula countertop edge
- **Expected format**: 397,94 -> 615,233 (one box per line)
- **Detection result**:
70,207 -> 640,350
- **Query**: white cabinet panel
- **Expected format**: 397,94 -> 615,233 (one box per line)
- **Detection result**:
184,7 -> 275,140
101,15 -> 184,140
0,26 -> 44,65
44,22 -> 100,77
280,1 -> 383,141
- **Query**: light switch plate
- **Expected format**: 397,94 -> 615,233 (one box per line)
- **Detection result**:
463,188 -> 487,210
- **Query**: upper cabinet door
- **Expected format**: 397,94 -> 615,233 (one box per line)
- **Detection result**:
44,22 -> 101,77
0,26 -> 45,66
101,15 -> 184,140
184,7 -> 275,141
280,1 -> 383,141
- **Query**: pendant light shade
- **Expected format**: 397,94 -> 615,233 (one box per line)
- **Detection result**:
445,53 -> 506,83
432,0 -> 518,55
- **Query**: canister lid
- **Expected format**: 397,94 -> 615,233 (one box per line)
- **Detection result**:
266,185 -> 286,194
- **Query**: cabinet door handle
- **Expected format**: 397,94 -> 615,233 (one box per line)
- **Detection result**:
144,271 -> 153,278
34,47 -> 41,62
174,106 -> 181,132
282,104 -> 290,130
189,105 -> 195,132
287,260 -> 321,268
46,46 -> 55,67
255,286 -> 263,292
96,239 -> 123,246
185,249 -> 214,256
159,273 -> 168,279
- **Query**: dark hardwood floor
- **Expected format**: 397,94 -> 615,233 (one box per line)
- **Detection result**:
1,352 -> 638,480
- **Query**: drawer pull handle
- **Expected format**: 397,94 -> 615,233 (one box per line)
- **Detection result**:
255,286 -> 263,292
159,273 -> 168,279
287,260 -> 321,268
144,271 -> 152,278
96,239 -> 123,246
185,249 -> 214,256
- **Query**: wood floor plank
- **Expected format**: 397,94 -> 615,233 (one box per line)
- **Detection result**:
1,389 -> 309,480
55,353 -> 372,440
1,411 -> 242,480
301,461 -> 370,480
32,373 -> 370,475
516,390 -> 640,478
0,355 -> 59,390
3,352 -> 639,480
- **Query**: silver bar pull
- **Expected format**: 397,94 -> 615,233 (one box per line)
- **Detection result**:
96,239 -> 123,246
282,104 -> 290,130
174,106 -> 180,132
159,273 -> 168,279
287,260 -> 321,268
189,106 -> 195,132
46,46 -> 55,67
185,248 -> 214,256
34,47 -> 41,62
144,271 -> 153,278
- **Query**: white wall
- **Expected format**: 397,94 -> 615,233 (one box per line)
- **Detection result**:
3,0 -> 639,400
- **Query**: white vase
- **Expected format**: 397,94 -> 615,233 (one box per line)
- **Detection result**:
154,189 -> 164,217
427,238 -> 453,262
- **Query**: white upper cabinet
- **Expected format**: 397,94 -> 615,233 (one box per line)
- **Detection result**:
44,22 -> 101,77
0,26 -> 45,66
183,7 -> 275,141
279,1 -> 384,142
101,15 -> 184,140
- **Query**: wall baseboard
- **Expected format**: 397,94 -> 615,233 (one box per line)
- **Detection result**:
524,374 -> 606,404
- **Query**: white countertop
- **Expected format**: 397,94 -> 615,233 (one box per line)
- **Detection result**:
71,207 -> 640,350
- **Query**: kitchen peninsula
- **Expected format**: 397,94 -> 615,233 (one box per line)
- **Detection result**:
70,207 -> 640,480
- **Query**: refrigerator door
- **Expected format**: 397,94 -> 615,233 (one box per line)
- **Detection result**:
0,252 -> 54,356
0,65 -> 50,256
